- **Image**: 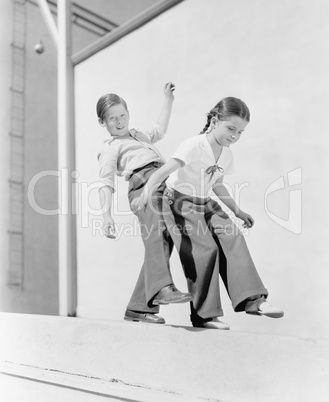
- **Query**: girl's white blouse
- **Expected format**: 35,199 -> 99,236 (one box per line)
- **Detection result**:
166,134 -> 235,198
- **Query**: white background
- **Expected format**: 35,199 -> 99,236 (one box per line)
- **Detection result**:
74,0 -> 329,339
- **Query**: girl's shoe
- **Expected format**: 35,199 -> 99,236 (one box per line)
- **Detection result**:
245,298 -> 284,318
192,317 -> 230,330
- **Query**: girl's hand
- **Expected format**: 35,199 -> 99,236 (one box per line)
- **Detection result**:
130,191 -> 148,212
236,211 -> 254,229
163,82 -> 175,100
103,217 -> 116,239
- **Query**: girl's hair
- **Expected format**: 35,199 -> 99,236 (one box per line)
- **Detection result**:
200,97 -> 250,134
96,93 -> 128,122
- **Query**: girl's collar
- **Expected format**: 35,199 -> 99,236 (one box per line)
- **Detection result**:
204,134 -> 226,163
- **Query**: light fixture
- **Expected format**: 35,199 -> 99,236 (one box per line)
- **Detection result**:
34,38 -> 45,54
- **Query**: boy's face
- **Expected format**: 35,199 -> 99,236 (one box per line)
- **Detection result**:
99,103 -> 130,137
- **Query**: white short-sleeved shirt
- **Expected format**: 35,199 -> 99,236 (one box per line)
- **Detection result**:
98,124 -> 165,192
166,135 -> 235,198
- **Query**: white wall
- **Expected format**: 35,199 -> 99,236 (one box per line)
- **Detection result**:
74,0 -> 329,339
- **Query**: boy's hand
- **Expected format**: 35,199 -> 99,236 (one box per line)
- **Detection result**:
103,217 -> 116,239
163,82 -> 175,100
236,211 -> 254,229
131,191 -> 148,212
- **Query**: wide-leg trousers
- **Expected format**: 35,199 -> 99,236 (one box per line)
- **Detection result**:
126,163 -> 173,313
162,188 -> 268,320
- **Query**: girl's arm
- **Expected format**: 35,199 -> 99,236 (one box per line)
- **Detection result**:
99,186 -> 116,238
156,83 -> 175,133
212,177 -> 254,228
212,177 -> 240,214
131,158 -> 183,211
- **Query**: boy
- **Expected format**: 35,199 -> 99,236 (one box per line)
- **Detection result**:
97,83 -> 192,324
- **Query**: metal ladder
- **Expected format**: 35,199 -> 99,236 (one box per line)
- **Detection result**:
8,0 -> 26,288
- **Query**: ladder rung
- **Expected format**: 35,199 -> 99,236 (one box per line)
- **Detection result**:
9,132 -> 24,138
8,179 -> 24,185
11,42 -> 25,50
8,230 -> 23,235
10,87 -> 24,94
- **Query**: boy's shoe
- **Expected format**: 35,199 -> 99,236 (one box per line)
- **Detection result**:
124,309 -> 165,324
153,284 -> 193,305
245,297 -> 284,318
192,317 -> 230,330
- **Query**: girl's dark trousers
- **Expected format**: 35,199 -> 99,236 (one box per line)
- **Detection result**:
162,188 -> 268,320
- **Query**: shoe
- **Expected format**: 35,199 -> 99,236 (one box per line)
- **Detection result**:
245,298 -> 284,318
153,284 -> 193,305
192,317 -> 230,330
124,309 -> 165,324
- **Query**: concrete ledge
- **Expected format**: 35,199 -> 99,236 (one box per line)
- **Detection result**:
0,313 -> 328,401
0,361 -> 200,402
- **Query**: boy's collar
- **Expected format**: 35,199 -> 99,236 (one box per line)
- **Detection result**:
103,129 -> 137,143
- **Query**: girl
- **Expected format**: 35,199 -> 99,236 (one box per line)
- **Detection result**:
132,97 -> 284,329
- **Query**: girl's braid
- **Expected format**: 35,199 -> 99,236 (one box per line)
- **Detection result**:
199,108 -> 220,134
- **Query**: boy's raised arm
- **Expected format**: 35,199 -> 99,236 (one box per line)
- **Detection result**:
156,82 -> 175,133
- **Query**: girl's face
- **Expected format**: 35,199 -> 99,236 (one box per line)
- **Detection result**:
99,103 -> 130,137
211,115 -> 249,146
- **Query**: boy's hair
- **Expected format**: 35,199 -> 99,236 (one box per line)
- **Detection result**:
200,97 -> 250,134
96,93 -> 128,122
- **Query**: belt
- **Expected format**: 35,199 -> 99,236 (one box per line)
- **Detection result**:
129,161 -> 164,179
164,187 -> 210,205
